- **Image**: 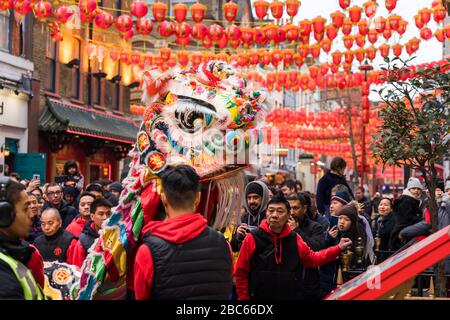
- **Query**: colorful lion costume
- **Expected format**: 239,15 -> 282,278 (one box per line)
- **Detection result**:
74,61 -> 270,299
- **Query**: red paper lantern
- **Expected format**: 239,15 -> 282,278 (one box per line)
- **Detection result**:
240,27 -> 255,47
309,43 -> 321,59
348,6 -> 362,24
358,19 -> 369,36
136,17 -> 154,35
116,15 -> 133,33
330,11 -> 344,29
0,0 -> 13,11
202,35 -> 213,49
253,0 -> 269,20
275,26 -> 286,43
130,1 -> 148,19
95,11 -> 114,29
420,27 -> 433,40
151,1 -> 167,23
435,29 -> 445,42
445,24 -> 450,38
383,26 -> 393,40
270,0 -> 284,20
283,50 -> 294,67
325,24 -> 338,40
320,39 -> 332,53
339,0 -> 351,10
374,16 -> 386,33
286,0 -> 301,18
225,24 -> 241,40
312,16 -> 326,34
294,53 -> 304,67
397,20 -> 408,36
332,51 -> 342,65
414,14 -> 424,29
419,8 -> 432,24
343,35 -> 354,50
175,22 -> 191,38
285,24 -> 300,43
355,48 -> 365,62
53,6 -> 74,24
223,1 -> 239,23
190,2 -> 206,23
367,29 -> 378,44
159,21 -> 174,37
271,50 -> 283,67
433,5 -> 447,23
388,14 -> 401,31
299,19 -> 312,35
366,46 -> 376,61
344,51 -> 354,64
209,24 -> 224,42
385,0 -> 397,12
392,44 -> 402,57
342,19 -> 353,35
33,0 -> 52,20
363,1 -> 378,19
355,34 -> 366,47
297,44 -> 309,57
379,44 -> 390,58
173,2 -> 188,23
314,32 -> 324,42
14,0 -> 32,16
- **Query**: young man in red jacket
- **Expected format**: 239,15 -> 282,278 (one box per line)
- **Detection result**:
66,192 -> 95,237
134,165 -> 233,300
234,193 -> 352,300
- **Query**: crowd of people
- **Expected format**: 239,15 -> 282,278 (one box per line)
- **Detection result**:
0,157 -> 449,300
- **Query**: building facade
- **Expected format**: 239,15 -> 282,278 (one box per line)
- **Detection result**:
32,0 -> 139,184
0,13 -> 36,178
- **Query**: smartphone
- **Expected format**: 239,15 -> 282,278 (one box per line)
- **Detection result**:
329,215 -> 339,228
247,225 -> 258,233
33,174 -> 40,184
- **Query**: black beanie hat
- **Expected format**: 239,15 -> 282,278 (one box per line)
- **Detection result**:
246,182 -> 264,198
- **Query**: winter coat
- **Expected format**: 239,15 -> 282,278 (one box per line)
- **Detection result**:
65,216 -> 89,238
316,171 -> 354,215
71,222 -> 99,268
293,216 -> 325,300
234,219 -> 342,300
0,235 -> 44,299
134,213 -> 233,300
33,228 -> 77,264
389,191 -> 423,251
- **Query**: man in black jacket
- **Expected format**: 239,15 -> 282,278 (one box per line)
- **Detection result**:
0,177 -> 45,299
287,193 -> 325,300
33,208 -> 77,264
231,181 -> 269,252
43,183 -> 77,229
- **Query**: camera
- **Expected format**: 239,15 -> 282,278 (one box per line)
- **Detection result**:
247,225 -> 258,233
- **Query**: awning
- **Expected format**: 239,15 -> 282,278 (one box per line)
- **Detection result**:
39,98 -> 139,144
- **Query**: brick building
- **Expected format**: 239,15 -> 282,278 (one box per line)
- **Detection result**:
33,0 -> 139,184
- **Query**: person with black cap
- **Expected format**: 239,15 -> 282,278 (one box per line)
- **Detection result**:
230,181 -> 270,252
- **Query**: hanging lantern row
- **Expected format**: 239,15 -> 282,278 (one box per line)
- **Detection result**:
266,107 -> 380,129
9,0 -> 446,49
242,57 -> 450,92
253,0 -> 301,21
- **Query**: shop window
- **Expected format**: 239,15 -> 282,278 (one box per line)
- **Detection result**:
71,38 -> 81,99
0,11 -> 10,51
45,33 -> 58,92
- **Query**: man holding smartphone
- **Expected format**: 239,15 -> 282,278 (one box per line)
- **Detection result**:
231,181 -> 270,252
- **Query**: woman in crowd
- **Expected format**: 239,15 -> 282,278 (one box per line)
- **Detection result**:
374,197 -> 395,262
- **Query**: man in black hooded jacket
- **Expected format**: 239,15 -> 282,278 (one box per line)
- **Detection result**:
231,181 -> 269,252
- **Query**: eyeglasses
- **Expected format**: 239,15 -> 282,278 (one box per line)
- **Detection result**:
47,191 -> 62,197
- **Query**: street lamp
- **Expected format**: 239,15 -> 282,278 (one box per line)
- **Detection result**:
359,59 -> 373,187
